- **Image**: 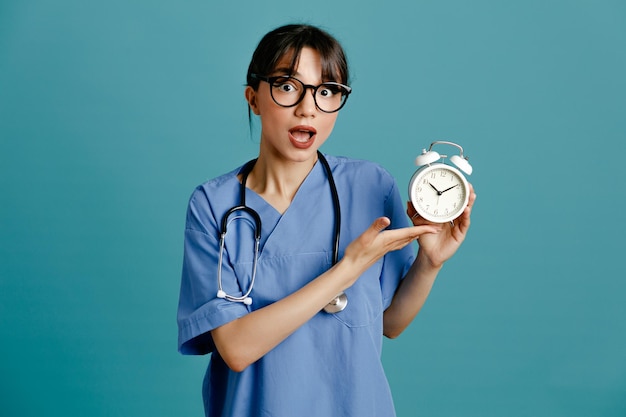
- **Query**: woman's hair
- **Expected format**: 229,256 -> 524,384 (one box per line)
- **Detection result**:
246,24 -> 350,89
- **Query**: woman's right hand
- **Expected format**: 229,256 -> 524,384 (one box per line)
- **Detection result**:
340,217 -> 441,288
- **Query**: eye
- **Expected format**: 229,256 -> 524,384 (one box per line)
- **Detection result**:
318,84 -> 345,98
278,83 -> 295,93
318,87 -> 333,97
273,77 -> 300,93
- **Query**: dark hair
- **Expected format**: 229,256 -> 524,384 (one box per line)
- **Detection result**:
246,24 -> 350,89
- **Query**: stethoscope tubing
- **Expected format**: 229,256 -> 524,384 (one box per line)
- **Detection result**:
217,214 -> 260,305
216,152 -> 345,312
317,153 -> 340,265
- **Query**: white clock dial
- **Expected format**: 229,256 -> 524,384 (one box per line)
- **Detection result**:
409,164 -> 469,223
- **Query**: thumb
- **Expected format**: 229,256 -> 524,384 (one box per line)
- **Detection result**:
361,217 -> 391,244
372,217 -> 391,232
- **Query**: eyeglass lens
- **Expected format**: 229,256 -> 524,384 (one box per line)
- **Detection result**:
269,76 -> 349,113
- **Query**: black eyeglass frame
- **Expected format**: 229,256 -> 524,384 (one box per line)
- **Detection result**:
250,74 -> 352,113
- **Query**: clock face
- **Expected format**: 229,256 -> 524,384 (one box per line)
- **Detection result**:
409,164 -> 469,223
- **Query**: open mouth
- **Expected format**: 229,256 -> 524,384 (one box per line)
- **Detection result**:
289,126 -> 317,143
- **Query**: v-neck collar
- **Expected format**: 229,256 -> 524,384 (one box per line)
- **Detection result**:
242,160 -> 325,257
242,158 -> 322,217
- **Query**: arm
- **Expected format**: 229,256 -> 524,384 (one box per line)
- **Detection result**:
382,184 -> 477,338
211,217 -> 441,372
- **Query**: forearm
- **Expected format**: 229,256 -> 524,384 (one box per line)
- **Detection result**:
211,258 -> 359,372
212,218 -> 438,371
382,249 -> 443,339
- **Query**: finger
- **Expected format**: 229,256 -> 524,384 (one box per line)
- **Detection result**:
406,201 -> 417,218
361,217 -> 391,245
406,201 -> 432,226
386,224 -> 441,247
466,183 -> 477,210
468,190 -> 477,209
373,216 -> 391,231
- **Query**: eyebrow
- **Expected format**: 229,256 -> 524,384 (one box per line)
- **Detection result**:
269,68 -> 333,86
270,66 -> 295,76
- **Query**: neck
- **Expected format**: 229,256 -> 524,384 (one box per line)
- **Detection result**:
244,152 -> 319,214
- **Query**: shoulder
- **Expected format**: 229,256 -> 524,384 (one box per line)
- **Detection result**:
324,154 -> 393,177
197,165 -> 241,191
189,165 -> 241,203
185,166 -> 242,233
323,154 -> 397,190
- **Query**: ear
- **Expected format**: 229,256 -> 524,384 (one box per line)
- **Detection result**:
245,86 -> 260,115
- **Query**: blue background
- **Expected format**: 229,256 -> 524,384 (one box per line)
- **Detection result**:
1,1 -> 625,416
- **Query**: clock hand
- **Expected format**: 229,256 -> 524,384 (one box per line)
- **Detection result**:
441,184 -> 459,194
429,182 -> 443,196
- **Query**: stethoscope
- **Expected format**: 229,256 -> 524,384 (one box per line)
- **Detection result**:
216,151 -> 348,314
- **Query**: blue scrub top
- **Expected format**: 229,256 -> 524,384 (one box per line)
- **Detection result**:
177,154 -> 415,417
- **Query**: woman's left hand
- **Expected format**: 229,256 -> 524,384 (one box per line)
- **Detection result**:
406,183 -> 477,268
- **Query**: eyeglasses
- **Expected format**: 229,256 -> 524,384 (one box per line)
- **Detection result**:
251,74 -> 352,113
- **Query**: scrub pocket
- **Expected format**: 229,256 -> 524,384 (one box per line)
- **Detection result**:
331,259 -> 384,328
234,251 -> 334,309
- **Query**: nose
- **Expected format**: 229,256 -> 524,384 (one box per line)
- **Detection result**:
295,87 -> 317,117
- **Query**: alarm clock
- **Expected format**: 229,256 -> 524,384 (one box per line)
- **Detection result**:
408,141 -> 473,223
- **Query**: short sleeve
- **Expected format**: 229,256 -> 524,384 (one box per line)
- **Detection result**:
177,188 -> 249,355
379,179 -> 415,309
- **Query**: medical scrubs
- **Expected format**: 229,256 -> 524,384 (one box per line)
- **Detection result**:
177,154 -> 415,417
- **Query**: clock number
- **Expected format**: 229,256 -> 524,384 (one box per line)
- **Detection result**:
409,162 -> 469,223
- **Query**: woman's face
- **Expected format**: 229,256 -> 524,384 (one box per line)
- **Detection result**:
245,47 -> 340,164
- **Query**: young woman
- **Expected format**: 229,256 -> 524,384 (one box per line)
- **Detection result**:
177,24 -> 476,417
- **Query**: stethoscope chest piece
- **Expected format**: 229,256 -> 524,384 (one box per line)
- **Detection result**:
323,292 -> 348,313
